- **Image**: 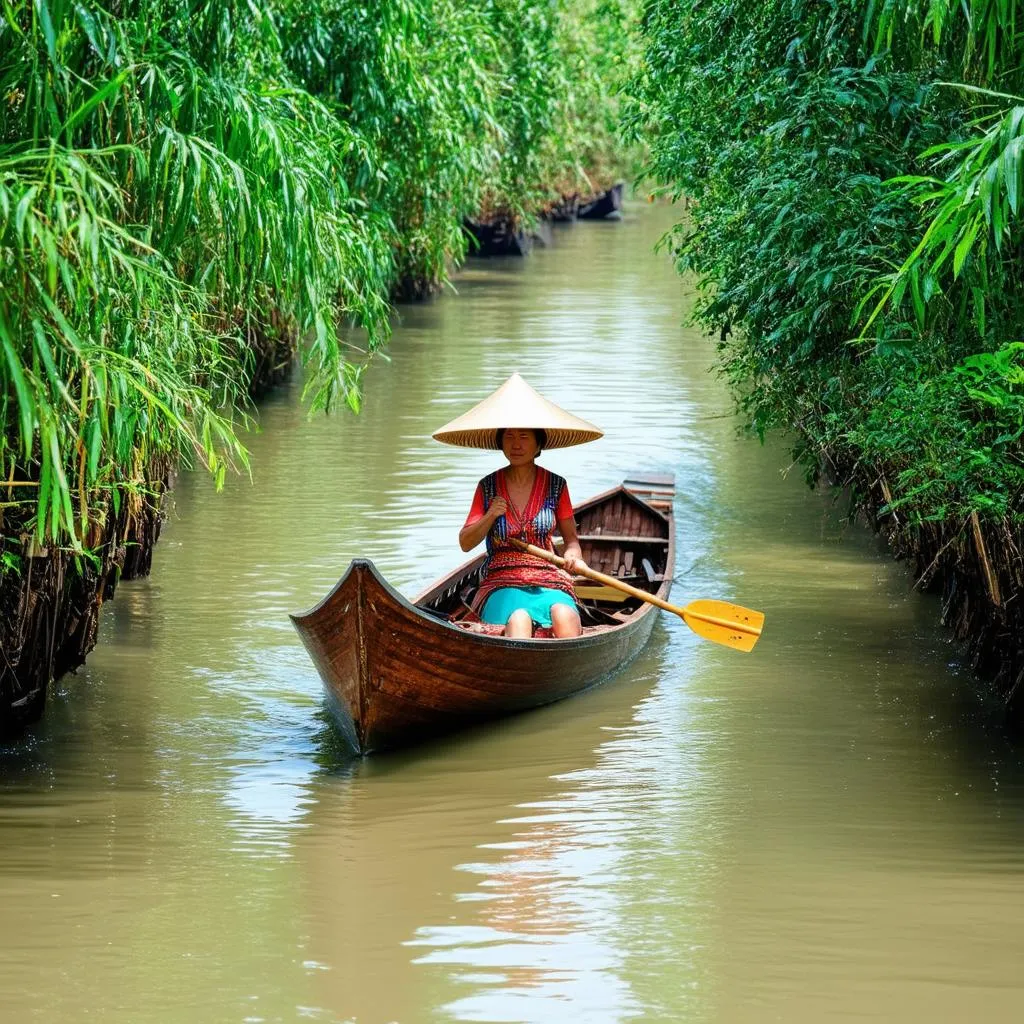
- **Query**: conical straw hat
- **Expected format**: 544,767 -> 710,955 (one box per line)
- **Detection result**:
432,373 -> 603,450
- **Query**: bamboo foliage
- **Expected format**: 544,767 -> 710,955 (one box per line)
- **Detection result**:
0,141 -> 248,541
864,0 -> 1019,83
628,0 -> 1024,526
0,0 -> 637,561
276,0 -> 501,291
1,0 -> 391,550
860,0 -> 1024,338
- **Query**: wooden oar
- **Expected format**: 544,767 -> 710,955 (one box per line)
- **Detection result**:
509,539 -> 765,652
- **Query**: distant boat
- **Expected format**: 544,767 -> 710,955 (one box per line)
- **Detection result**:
578,182 -> 624,220
291,474 -> 675,755
462,214 -> 531,256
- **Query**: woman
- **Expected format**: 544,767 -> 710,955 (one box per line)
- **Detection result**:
459,427 -> 588,638
432,372 -> 603,639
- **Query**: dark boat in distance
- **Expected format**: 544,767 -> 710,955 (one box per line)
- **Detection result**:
290,473 -> 675,755
578,182 -> 624,220
462,213 -> 532,256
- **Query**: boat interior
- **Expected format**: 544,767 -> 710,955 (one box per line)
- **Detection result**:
417,479 -> 673,632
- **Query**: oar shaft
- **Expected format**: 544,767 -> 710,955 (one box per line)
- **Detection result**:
510,539 -> 687,616
510,539 -> 763,638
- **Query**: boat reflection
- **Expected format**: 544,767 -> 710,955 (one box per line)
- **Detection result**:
295,639 -> 684,1023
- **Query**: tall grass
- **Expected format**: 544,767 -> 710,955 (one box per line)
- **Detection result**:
1,0 -> 638,563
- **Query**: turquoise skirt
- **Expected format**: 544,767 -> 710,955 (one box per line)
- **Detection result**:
480,586 -> 577,628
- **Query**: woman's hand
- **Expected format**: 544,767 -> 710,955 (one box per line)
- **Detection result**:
562,551 -> 588,576
460,497 -> 509,552
487,497 -> 508,522
557,517 -> 586,577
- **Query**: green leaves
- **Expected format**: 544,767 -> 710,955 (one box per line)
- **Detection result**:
60,68 -> 130,138
1,0 -> 630,550
35,0 -> 57,62
0,307 -> 34,462
629,0 -> 1024,526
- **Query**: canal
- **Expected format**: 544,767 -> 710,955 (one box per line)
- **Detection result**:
2,203 -> 1023,1023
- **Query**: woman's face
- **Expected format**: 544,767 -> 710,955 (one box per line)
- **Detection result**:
502,428 -> 540,467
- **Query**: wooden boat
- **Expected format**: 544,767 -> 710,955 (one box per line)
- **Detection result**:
290,473 -> 675,755
462,214 -> 532,256
577,182 -> 624,220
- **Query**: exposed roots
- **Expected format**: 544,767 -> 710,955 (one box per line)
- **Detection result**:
0,464 -> 168,737
860,471 -> 1024,732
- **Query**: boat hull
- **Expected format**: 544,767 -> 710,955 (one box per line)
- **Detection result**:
291,559 -> 662,754
578,182 -> 624,220
291,474 -> 675,755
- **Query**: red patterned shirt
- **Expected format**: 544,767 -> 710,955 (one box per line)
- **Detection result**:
464,466 -> 577,611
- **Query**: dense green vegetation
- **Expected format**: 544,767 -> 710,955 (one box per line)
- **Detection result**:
627,0 -> 1024,528
0,0 -> 636,564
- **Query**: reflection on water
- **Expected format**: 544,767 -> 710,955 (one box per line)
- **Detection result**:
3,205 -> 1024,1023
407,651 -> 698,1024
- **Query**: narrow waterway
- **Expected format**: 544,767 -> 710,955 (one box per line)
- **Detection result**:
3,203 -> 1024,1024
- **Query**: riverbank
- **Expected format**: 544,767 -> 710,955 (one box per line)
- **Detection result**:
627,1 -> 1024,728
860,475 -> 1024,725
0,468 -> 167,734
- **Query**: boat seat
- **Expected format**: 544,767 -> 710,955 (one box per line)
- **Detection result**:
576,533 -> 669,544
574,583 -> 630,603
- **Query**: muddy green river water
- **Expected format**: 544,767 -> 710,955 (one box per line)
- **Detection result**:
3,204 -> 1024,1024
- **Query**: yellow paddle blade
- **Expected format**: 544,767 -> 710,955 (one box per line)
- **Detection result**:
680,599 -> 765,653
686,599 -> 765,634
